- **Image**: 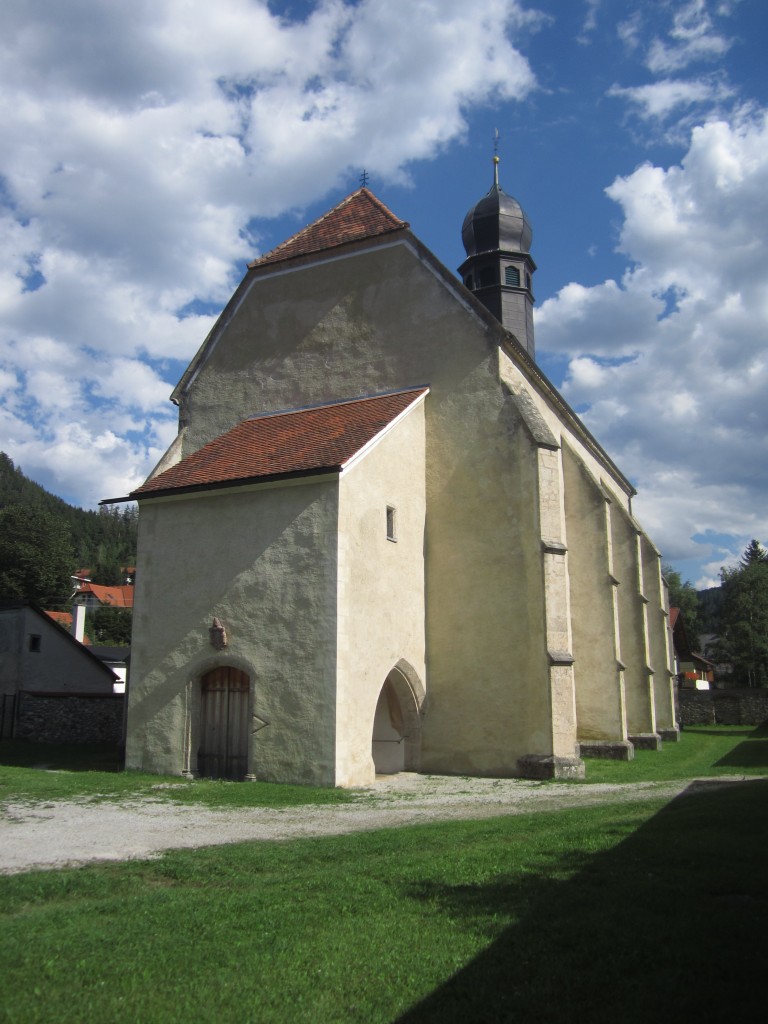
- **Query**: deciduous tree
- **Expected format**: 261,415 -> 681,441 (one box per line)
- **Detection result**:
713,541 -> 768,687
663,564 -> 701,648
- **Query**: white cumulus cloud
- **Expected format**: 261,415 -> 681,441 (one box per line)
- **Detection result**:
0,0 -> 536,507
537,111 -> 768,585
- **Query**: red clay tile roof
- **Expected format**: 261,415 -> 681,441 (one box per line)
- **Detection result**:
249,188 -> 408,268
133,388 -> 428,498
44,610 -> 93,644
75,583 -> 135,608
46,610 -> 72,627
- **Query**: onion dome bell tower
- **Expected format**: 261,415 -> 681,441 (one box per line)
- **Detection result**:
459,155 -> 536,359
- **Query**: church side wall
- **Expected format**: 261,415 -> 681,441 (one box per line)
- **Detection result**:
611,511 -> 656,737
335,402 -> 427,787
126,480 -> 340,784
420,387 -> 553,775
641,537 -> 678,738
498,351 -> 634,514
562,445 -> 627,743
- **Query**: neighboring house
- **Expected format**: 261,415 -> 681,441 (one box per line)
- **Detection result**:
71,581 -> 135,610
73,567 -> 135,584
45,608 -> 128,693
0,602 -> 118,739
670,607 -> 714,689
119,168 -> 677,786
44,609 -> 92,643
89,646 -> 129,693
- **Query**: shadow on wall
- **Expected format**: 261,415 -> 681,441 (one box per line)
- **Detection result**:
395,778 -> 768,1023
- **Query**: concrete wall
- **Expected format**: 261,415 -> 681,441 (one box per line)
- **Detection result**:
126,478 -> 340,783
0,607 -> 115,696
335,399 -> 427,786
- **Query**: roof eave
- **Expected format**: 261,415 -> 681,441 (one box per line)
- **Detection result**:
132,464 -> 343,502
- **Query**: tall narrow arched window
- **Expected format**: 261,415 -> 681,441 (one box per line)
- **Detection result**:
505,265 -> 520,287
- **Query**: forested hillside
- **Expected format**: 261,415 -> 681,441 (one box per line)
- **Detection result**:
0,452 -> 137,594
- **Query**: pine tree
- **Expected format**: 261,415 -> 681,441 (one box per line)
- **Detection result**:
0,504 -> 74,605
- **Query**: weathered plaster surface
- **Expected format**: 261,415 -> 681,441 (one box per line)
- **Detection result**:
563,445 -> 627,743
127,480 -> 340,784
335,399 -> 426,786
128,236 -> 674,784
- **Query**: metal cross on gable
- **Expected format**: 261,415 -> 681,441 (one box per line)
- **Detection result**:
360,168 -> 370,187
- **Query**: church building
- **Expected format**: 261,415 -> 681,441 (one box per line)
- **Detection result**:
123,159 -> 677,785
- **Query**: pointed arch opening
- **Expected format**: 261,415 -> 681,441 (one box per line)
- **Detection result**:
371,661 -> 423,775
198,666 -> 250,780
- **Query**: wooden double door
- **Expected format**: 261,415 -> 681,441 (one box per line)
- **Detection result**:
199,667 -> 250,781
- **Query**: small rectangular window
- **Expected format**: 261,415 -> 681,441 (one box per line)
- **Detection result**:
386,505 -> 397,542
28,635 -> 42,653
505,265 -> 520,287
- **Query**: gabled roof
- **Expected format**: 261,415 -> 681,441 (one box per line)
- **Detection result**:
0,602 -> 117,680
248,188 -> 408,269
44,610 -> 92,644
133,387 -> 428,499
75,583 -> 135,608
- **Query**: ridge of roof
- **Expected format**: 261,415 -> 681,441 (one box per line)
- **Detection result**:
248,188 -> 409,269
132,386 -> 428,499
76,582 -> 135,608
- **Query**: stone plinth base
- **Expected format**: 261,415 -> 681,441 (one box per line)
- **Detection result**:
658,727 -> 680,743
578,740 -> 635,761
517,754 -> 585,780
629,732 -> 662,751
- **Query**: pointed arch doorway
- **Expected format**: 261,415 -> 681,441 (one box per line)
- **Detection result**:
371,663 -> 423,775
199,666 -> 250,780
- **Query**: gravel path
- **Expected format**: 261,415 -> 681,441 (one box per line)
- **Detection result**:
0,772 -> 747,875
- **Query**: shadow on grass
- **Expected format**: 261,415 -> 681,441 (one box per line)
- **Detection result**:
715,737 -> 768,768
684,724 -> 768,741
396,779 -> 768,1023
0,740 -> 121,772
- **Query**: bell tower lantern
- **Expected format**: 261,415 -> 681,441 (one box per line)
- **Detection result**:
458,156 -> 536,359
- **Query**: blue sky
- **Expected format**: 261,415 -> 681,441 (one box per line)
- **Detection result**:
1,0 -> 767,588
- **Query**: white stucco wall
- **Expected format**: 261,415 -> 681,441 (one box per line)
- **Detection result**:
562,444 -> 627,743
168,243 -> 560,776
334,396 -> 427,786
130,236 -> 670,783
126,478 -> 340,783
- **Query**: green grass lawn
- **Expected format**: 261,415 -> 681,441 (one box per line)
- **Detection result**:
1,781 -> 766,1023
2,725 -> 767,809
581,723 -> 768,783
0,741 -> 356,808
1,726 -> 767,1021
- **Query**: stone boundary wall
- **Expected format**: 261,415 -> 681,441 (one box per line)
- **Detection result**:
678,688 -> 768,727
14,692 -> 125,744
